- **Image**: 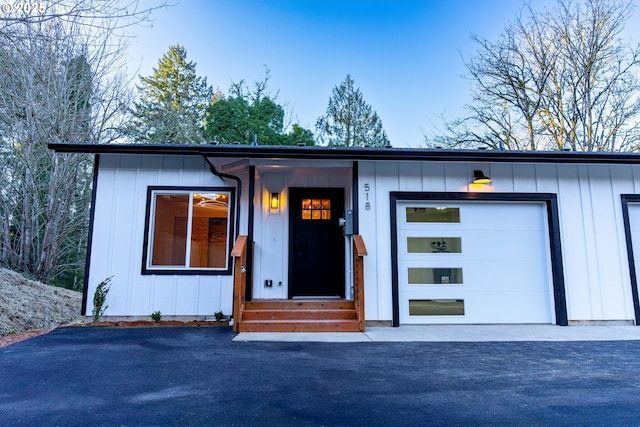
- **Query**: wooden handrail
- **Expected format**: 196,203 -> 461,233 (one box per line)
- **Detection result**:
353,235 -> 368,257
231,235 -> 247,257
231,235 -> 248,333
353,235 -> 367,332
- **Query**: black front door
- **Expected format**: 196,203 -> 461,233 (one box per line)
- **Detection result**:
289,188 -> 345,298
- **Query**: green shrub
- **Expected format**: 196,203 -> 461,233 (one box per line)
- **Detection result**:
151,311 -> 162,322
92,276 -> 112,323
214,310 -> 224,321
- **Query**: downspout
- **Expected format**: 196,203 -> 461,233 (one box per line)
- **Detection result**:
203,156 -> 245,319
202,156 -> 241,240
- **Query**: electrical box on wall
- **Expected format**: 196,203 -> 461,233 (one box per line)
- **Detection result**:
339,210 -> 354,235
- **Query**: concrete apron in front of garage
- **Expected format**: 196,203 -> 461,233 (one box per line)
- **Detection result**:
233,324 -> 640,342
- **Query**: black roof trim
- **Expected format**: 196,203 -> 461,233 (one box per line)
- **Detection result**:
48,142 -> 640,164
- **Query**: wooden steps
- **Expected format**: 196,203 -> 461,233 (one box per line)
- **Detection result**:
237,299 -> 361,332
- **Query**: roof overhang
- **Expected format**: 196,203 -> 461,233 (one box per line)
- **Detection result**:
48,142 -> 640,165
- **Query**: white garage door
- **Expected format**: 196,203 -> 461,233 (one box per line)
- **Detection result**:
396,201 -> 554,324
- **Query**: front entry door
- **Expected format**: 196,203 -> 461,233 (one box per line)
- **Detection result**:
289,188 -> 345,298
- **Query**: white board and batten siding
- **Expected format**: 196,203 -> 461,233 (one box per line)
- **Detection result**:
358,161 -> 640,324
88,154 -> 235,318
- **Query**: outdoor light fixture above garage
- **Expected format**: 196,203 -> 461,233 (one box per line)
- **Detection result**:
473,170 -> 491,184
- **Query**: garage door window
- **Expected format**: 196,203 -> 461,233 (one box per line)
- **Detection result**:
407,237 -> 462,253
408,268 -> 463,284
409,299 -> 465,316
406,207 -> 460,223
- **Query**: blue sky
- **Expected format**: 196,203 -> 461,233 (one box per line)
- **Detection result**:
125,0 -> 640,147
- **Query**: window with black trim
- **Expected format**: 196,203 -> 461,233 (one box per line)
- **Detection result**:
142,187 -> 235,274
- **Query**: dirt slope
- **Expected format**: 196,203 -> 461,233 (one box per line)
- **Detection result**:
0,268 -> 82,337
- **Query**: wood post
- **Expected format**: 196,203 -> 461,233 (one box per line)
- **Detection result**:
353,235 -> 368,332
231,235 -> 248,333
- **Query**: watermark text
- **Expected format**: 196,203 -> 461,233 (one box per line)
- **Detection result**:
1,3 -> 46,14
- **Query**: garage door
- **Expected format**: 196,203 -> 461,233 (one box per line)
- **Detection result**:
396,201 -> 554,324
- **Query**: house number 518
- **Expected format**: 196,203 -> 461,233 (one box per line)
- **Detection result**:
364,183 -> 371,210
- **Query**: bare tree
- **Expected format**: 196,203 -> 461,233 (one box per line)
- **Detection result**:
430,0 -> 640,151
0,1 -> 163,287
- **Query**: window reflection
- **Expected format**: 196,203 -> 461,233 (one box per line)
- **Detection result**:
408,268 -> 463,284
409,299 -> 465,316
149,190 -> 231,270
406,207 -> 460,223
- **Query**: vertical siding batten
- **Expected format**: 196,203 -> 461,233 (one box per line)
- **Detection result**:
125,159 -> 142,315
109,155 -> 135,314
358,161 -> 379,320
512,163 -> 537,193
375,161 -> 400,321
87,157 -> 115,315
443,163 -> 468,192
611,165 -> 637,319
579,165 -> 601,319
421,161 -> 445,191
556,165 -> 588,320
400,162 -> 422,191
489,163 -> 515,192
592,165 -> 627,319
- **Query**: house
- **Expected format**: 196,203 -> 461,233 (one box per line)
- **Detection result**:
49,143 -> 640,331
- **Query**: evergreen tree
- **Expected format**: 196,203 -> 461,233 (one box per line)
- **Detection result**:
204,92 -> 251,144
316,74 -> 388,147
129,44 -> 212,143
204,94 -> 286,144
204,71 -> 314,146
287,124 -> 315,146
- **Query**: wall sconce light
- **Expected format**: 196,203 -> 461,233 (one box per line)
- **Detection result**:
472,170 -> 491,184
270,192 -> 279,210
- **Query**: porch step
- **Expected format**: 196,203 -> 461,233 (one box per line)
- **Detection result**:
242,309 -> 357,321
245,300 -> 355,310
237,319 -> 361,332
238,299 -> 361,332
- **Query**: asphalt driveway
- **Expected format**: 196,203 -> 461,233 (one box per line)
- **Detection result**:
1,326 -> 640,426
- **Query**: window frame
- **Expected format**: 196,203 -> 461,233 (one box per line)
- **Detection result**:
141,186 -> 236,275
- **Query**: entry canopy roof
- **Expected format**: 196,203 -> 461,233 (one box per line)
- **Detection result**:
48,142 -> 640,165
